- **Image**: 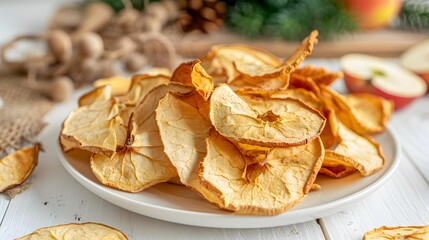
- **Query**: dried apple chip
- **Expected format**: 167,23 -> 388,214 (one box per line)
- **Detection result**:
90,147 -> 176,192
0,144 -> 39,192
155,92 -> 220,202
200,131 -> 324,215
61,86 -> 128,157
236,88 -> 323,112
363,225 -> 429,240
171,59 -> 214,100
210,84 -> 325,147
121,74 -> 170,106
269,89 -> 324,111
90,84 -> 193,192
59,134 -> 78,153
319,107 -> 339,149
228,31 -> 318,90
78,86 -> 113,107
229,73 -> 290,91
335,121 -> 385,176
320,85 -> 392,134
16,222 -> 127,240
94,76 -> 131,96
203,44 -> 281,83
289,72 -> 322,96
320,150 -> 356,178
233,31 -> 318,79
345,93 -> 394,133
294,65 -> 343,86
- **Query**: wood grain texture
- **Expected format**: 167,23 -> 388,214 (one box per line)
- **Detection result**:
0,89 -> 325,240
320,152 -> 429,240
390,97 -> 429,182
0,195 -> 9,226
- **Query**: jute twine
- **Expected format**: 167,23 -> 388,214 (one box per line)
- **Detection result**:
0,70 -> 53,155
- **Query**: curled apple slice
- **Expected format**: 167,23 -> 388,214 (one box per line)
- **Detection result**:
155,92 -> 218,202
16,222 -> 127,240
289,72 -> 321,96
200,131 -> 324,215
121,74 -> 170,106
210,84 -> 325,147
62,86 -> 128,157
363,224 -> 429,240
171,59 -> 214,100
229,31 -> 318,91
319,150 -> 356,178
202,44 -> 281,83
321,85 -> 393,134
90,84 -> 193,192
293,65 -> 343,86
335,120 -> 385,176
94,76 -> 131,96
0,144 -> 39,192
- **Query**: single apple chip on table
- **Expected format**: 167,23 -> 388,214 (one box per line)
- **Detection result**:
171,59 -> 214,100
90,84 -> 193,192
16,222 -> 127,240
0,144 -> 39,192
363,224 -> 429,240
200,131 -> 324,215
210,84 -> 326,147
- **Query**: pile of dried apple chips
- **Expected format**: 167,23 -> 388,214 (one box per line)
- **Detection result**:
60,30 -> 393,215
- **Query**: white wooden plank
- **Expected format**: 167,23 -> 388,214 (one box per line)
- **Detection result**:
0,89 -> 325,240
389,96 -> 429,182
320,152 -> 429,240
0,195 -> 9,226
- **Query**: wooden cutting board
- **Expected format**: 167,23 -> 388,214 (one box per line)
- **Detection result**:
170,28 -> 429,58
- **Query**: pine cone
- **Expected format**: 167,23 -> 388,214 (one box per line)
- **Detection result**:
178,0 -> 227,33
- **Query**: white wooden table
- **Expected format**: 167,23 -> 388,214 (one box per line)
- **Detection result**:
1,1 -> 429,239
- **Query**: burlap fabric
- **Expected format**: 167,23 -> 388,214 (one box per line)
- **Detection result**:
0,71 -> 53,155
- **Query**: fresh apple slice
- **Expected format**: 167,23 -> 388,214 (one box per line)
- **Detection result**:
400,39 -> 429,92
340,54 -> 427,109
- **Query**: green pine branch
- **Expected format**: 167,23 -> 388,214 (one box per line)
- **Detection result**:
226,0 -> 358,41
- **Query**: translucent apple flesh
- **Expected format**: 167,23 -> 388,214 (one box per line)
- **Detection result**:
341,54 -> 427,109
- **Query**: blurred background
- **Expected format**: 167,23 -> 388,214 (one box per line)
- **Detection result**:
1,0 -> 429,58
0,0 -> 428,105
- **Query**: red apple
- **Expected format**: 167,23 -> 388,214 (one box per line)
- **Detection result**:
343,0 -> 402,30
340,54 -> 427,109
400,39 -> 429,93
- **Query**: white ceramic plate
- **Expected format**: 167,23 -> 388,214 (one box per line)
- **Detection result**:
56,127 -> 400,229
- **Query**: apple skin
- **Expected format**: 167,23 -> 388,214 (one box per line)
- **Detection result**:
344,72 -> 416,110
344,0 -> 402,29
415,73 -> 429,94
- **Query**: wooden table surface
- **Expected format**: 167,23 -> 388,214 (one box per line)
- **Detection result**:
1,1 -> 429,239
